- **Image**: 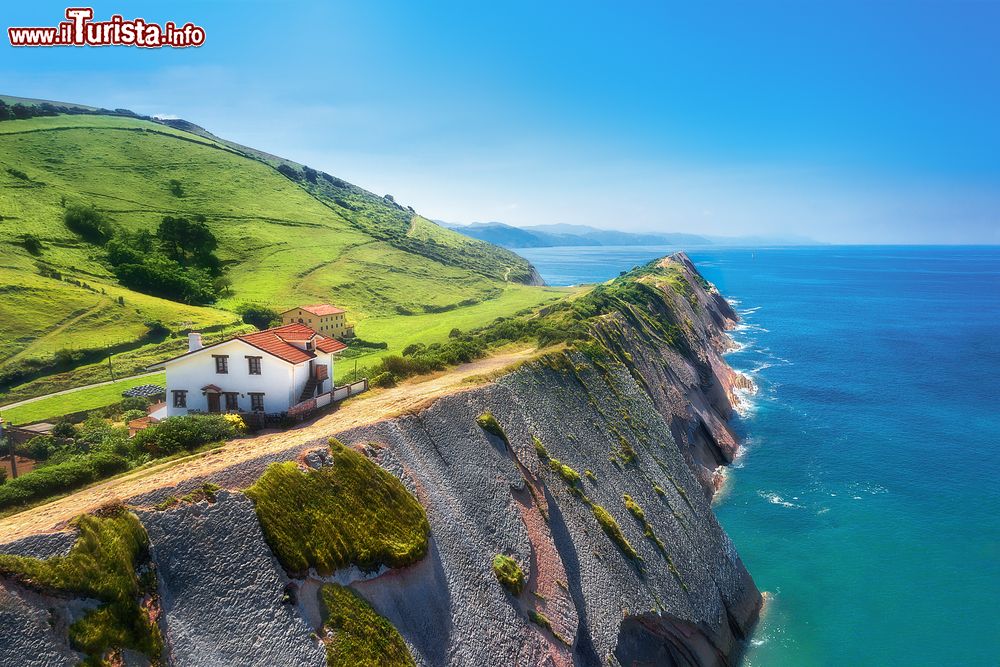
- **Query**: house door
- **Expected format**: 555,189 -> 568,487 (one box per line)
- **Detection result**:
207,393 -> 221,413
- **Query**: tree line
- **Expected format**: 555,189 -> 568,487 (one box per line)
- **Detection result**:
63,204 -> 227,304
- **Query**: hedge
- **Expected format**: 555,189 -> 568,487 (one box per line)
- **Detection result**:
0,453 -> 130,510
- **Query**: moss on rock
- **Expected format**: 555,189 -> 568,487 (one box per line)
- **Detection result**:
320,583 -> 415,667
591,503 -> 640,561
0,505 -> 162,665
492,554 -> 525,596
548,458 -> 581,486
475,411 -> 507,441
246,438 -> 429,575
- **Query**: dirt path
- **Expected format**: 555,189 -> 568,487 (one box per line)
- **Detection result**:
0,347 -> 538,543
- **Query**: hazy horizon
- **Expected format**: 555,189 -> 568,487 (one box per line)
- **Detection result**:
2,1 -> 998,244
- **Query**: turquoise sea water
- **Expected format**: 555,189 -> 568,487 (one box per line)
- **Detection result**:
516,245 -> 1000,666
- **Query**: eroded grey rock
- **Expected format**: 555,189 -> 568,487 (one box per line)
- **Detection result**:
0,580 -> 79,666
141,491 -> 324,667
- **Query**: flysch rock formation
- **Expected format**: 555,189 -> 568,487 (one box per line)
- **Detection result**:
0,253 -> 761,666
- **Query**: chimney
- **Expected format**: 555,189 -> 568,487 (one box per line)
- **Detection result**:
188,332 -> 203,352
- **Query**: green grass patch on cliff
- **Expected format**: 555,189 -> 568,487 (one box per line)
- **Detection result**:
0,505 -> 161,664
475,411 -> 507,441
591,502 -> 640,561
319,583 -> 415,667
549,458 -> 582,486
245,438 -> 429,575
492,554 -> 526,596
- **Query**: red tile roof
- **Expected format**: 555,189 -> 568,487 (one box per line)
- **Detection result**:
238,324 -> 317,364
316,337 -> 348,353
292,304 -> 345,316
148,323 -> 347,369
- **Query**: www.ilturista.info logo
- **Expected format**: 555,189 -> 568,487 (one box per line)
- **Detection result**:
8,8 -> 205,48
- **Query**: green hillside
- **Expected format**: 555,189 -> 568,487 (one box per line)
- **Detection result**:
0,100 -> 564,418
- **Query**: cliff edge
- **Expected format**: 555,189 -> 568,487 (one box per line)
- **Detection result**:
0,253 -> 760,666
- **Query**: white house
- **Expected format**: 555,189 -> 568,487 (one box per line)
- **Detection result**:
149,323 -> 347,418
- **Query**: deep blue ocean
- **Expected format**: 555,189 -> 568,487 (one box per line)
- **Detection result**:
516,245 -> 1000,666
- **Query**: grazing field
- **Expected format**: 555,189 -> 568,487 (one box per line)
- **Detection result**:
0,103 -> 566,421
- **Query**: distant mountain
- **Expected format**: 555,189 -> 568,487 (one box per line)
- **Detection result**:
438,221 -> 820,249
438,221 -> 713,248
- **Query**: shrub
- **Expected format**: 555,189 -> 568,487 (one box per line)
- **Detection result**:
120,396 -> 151,412
320,584 -> 415,667
51,420 -> 78,439
122,409 -> 147,423
236,303 -> 281,330
492,554 -> 525,595
20,434 -> 57,461
64,204 -> 112,244
6,167 -> 29,180
0,453 -> 130,510
19,234 -> 43,256
131,414 -> 237,457
245,439 -> 429,575
370,372 -> 395,388
276,164 -> 301,181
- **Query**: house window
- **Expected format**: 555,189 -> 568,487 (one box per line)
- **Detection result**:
249,393 -> 265,412
172,390 -> 187,408
247,356 -> 262,375
213,355 -> 229,374
224,392 -> 239,411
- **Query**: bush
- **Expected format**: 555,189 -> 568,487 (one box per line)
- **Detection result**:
0,453 -> 130,510
20,435 -> 58,461
370,372 -> 395,388
120,396 -> 151,412
19,234 -> 43,256
51,420 -> 78,439
492,554 -> 525,595
132,414 -> 237,457
236,303 -> 281,330
122,409 -> 147,423
276,164 -> 301,181
64,204 -> 112,244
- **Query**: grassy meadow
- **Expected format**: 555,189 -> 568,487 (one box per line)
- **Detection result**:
0,107 -> 572,423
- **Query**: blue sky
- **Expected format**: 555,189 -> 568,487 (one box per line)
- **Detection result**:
2,1 -> 998,243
